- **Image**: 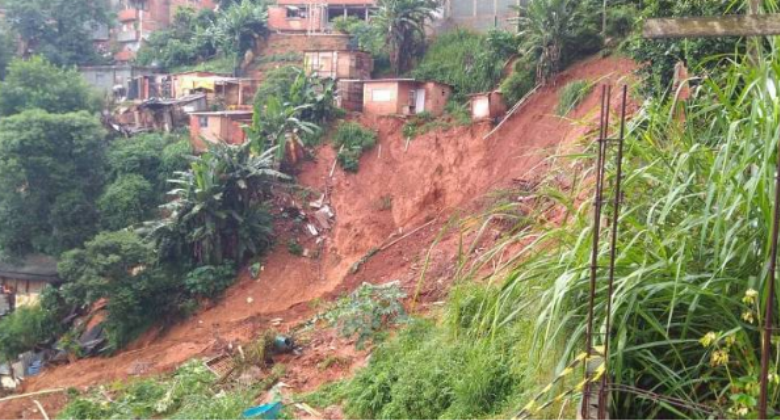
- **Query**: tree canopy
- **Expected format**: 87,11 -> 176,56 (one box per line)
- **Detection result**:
2,0 -> 110,66
0,110 -> 106,256
0,56 -> 98,116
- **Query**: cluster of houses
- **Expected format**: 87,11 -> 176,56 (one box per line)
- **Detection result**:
84,47 -> 507,151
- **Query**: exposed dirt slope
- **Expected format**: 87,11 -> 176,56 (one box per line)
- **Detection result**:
0,55 -> 636,419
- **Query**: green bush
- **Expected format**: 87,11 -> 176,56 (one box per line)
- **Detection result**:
606,4 -> 638,39
98,175 -> 156,231
555,80 -> 593,116
332,122 -> 377,173
0,305 -> 63,361
0,56 -> 100,116
336,318 -> 520,419
499,61 -> 536,106
412,29 -> 515,99
183,264 -> 237,299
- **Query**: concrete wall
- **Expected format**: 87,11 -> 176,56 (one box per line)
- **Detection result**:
255,33 -> 352,57
80,66 -> 159,95
190,114 -> 250,151
440,0 -> 520,32
364,81 -> 402,115
304,51 -> 373,79
471,91 -> 507,120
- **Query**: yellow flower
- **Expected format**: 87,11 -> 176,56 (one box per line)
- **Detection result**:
700,331 -> 717,347
743,288 -> 759,304
769,373 -> 780,385
736,406 -> 749,417
710,349 -> 730,367
725,336 -> 736,347
742,311 -> 755,324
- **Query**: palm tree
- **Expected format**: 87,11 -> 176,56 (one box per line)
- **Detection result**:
515,0 -> 585,84
373,0 -> 439,74
142,142 -> 288,266
211,0 -> 268,75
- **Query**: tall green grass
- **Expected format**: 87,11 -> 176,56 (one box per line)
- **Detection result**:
455,47 -> 780,417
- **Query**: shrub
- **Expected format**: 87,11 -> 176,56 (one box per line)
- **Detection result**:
332,122 -> 377,173
412,29 -> 515,99
0,56 -> 99,116
499,61 -> 536,105
555,80 -> 593,116
322,282 -> 407,348
183,264 -> 237,299
606,4 -> 637,39
0,305 -> 63,361
98,175 -> 156,231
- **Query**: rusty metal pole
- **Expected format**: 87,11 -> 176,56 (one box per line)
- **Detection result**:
598,85 -> 628,420
759,129 -> 780,420
583,85 -> 611,420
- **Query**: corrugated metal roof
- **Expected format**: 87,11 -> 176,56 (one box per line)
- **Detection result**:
0,255 -> 60,283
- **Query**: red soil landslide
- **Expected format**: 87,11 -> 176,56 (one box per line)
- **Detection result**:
0,56 -> 637,419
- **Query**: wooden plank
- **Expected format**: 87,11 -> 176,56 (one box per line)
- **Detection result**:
643,14 -> 780,39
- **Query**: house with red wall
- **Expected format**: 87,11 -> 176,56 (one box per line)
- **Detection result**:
268,0 -> 376,33
189,110 -> 253,152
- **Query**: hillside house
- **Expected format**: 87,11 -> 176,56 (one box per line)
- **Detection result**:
469,91 -> 507,121
172,72 -> 259,108
268,0 -> 376,32
0,255 -> 61,317
304,50 -> 373,79
362,79 -> 453,116
189,110 -> 253,151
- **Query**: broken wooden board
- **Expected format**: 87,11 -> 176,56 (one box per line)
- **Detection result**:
643,14 -> 780,39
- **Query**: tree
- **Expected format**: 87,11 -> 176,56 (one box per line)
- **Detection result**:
0,110 -> 106,256
0,25 -> 16,80
211,0 -> 268,75
373,0 -> 438,74
58,230 -> 180,350
135,7 -> 218,70
3,0 -> 110,66
515,0 -> 601,84
142,142 -> 287,266
98,175 -> 156,231
0,56 -> 98,116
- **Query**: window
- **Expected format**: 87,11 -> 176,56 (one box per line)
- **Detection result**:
371,89 -> 392,102
286,6 -> 306,19
199,116 -> 209,128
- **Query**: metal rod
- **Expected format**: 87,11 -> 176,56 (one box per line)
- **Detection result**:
759,129 -> 780,420
598,85 -> 628,420
583,85 -> 611,420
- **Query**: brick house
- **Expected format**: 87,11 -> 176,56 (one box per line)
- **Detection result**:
268,0 -> 376,33
303,50 -> 373,80
189,110 -> 253,151
114,0 -> 218,62
362,79 -> 452,117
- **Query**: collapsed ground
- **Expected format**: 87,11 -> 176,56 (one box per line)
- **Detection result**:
0,56 -> 636,419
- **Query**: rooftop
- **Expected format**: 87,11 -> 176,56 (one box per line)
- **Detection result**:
0,255 -> 60,283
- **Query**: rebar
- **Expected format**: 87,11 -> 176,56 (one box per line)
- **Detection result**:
759,129 -> 780,419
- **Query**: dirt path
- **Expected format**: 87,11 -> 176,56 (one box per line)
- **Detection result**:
0,56 -> 637,419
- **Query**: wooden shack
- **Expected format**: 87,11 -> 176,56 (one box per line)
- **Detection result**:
0,255 -> 61,316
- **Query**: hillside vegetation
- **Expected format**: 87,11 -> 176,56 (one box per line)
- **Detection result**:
4,0 -> 780,419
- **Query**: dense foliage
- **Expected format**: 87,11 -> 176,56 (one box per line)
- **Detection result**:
412,30 -> 517,99
373,0 -> 438,74
0,110 -> 106,256
1,0 -> 110,66
136,0 -> 267,73
0,57 -> 98,116
135,7 -> 218,70
143,143 -> 285,267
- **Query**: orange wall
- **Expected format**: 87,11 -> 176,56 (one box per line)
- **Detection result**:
422,82 -> 452,117
363,81 -> 451,116
190,115 -> 250,152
